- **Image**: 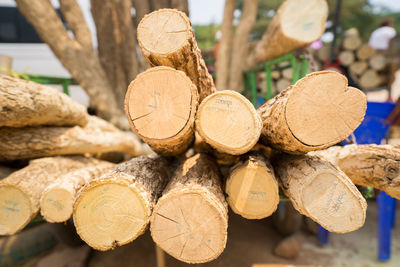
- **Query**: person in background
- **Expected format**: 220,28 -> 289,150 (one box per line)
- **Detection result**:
368,18 -> 396,51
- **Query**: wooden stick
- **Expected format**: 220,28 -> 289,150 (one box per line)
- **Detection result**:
0,156 -> 100,235
0,75 -> 88,127
225,152 -> 279,219
137,9 -> 215,102
273,153 -> 367,233
73,155 -> 171,251
196,90 -> 262,155
257,71 -> 366,154
247,0 -> 328,66
124,66 -> 198,156
0,116 -> 142,161
314,144 -> 400,199
40,162 -> 115,223
150,154 -> 228,264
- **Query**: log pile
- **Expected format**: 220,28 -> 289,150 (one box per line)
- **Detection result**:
3,6 -> 399,266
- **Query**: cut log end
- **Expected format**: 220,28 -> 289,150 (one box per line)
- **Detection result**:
151,188 -> 227,264
138,9 -> 190,55
40,187 -> 74,223
196,90 -> 262,155
73,179 -> 150,251
286,71 -> 366,147
226,161 -> 279,219
281,0 -> 328,43
0,184 -> 32,235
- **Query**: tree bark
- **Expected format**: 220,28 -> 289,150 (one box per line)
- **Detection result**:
314,145 -> 400,199
0,156 -> 100,235
137,9 -> 216,102
152,0 -> 170,10
228,0 -> 258,92
40,162 -> 115,223
125,66 -> 199,156
247,0 -> 328,67
171,0 -> 189,15
0,75 -> 88,127
73,155 -> 171,251
132,0 -> 150,25
273,153 -> 367,233
91,0 -> 139,108
215,0 -> 235,91
15,0 -> 127,129
150,154 -> 228,264
0,116 -> 143,161
196,90 -> 262,155
257,71 -> 366,154
226,151 -> 279,219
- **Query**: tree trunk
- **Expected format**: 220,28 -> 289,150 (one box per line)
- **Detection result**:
73,155 -> 171,251
359,69 -> 384,89
0,156 -> 100,235
356,44 -> 375,60
125,66 -> 199,156
225,152 -> 279,219
338,50 -> 355,66
196,90 -> 262,155
257,71 -> 366,154
171,0 -> 189,15
0,116 -> 143,161
343,35 -> 362,51
40,162 -> 115,223
15,0 -> 127,129
247,0 -> 328,67
137,9 -> 216,102
314,144 -> 400,199
152,0 -> 170,10
132,0 -> 150,25
228,0 -> 258,92
369,54 -> 387,71
349,61 -> 367,76
275,78 -> 291,93
0,75 -> 88,127
273,153 -> 367,233
215,0 -> 235,91
91,0 -> 139,108
150,154 -> 228,264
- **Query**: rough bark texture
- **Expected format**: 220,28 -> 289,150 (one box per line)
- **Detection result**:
124,66 -> 199,156
226,151 -> 279,219
0,116 -> 142,161
91,0 -> 139,107
15,0 -> 127,129
40,162 -> 115,223
150,154 -> 228,264
247,0 -> 328,67
215,0 -> 235,91
273,153 -> 367,233
228,0 -> 259,92
74,155 -> 171,250
0,156 -> 99,235
314,145 -> 400,199
137,9 -> 216,102
0,75 -> 88,127
257,71 -> 366,154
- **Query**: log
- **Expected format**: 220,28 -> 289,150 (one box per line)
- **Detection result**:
338,50 -> 355,67
137,9 -> 215,102
314,145 -> 400,199
369,54 -> 387,71
196,90 -> 262,155
124,66 -> 198,156
73,155 -> 171,251
359,69 -> 384,89
275,78 -> 291,93
343,35 -> 362,51
246,0 -> 328,67
356,44 -> 375,60
273,153 -> 367,233
0,75 -> 88,127
150,154 -> 228,263
281,68 -> 293,80
316,44 -> 331,62
40,162 -> 115,223
258,71 -> 367,154
225,152 -> 279,219
0,116 -> 142,161
349,61 -> 368,76
271,70 -> 281,80
0,156 -> 99,235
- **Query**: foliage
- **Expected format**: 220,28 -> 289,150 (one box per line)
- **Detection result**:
193,24 -> 220,50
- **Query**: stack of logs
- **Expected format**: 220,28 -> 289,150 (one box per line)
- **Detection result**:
1,5 -> 400,266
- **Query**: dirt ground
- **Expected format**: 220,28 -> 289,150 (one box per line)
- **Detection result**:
24,200 -> 400,267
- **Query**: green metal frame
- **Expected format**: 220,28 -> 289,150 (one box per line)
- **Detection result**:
24,74 -> 74,96
243,53 -> 309,107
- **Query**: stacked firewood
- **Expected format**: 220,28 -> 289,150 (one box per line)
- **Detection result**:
1,4 -> 400,266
